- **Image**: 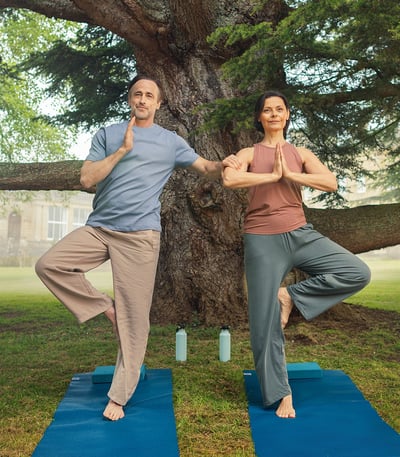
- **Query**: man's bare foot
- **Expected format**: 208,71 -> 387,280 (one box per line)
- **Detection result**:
104,304 -> 118,338
103,399 -> 125,421
276,394 -> 296,418
278,287 -> 294,329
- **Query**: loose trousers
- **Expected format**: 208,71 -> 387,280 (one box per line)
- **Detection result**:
244,223 -> 371,407
35,226 -> 160,406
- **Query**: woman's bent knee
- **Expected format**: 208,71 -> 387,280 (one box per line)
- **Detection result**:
362,264 -> 371,287
355,260 -> 371,290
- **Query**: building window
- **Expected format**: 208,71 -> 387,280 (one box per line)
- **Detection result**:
356,176 -> 366,193
48,206 -> 68,241
8,211 -> 21,255
73,207 -> 91,229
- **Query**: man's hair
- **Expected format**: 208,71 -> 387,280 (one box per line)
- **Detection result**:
127,75 -> 164,102
254,90 -> 290,137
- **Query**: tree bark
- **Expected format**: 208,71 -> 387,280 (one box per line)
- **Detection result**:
304,205 -> 400,255
0,161 -> 86,191
0,1 -> 397,325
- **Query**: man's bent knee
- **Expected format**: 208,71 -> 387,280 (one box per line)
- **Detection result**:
35,255 -> 54,282
35,256 -> 46,279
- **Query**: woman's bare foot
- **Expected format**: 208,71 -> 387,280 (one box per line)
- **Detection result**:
103,399 -> 125,421
104,304 -> 118,338
278,287 -> 294,328
276,394 -> 296,418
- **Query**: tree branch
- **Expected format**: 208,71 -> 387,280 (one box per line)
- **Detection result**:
0,160 -> 94,193
0,0 -> 171,62
305,204 -> 400,254
0,0 -> 92,23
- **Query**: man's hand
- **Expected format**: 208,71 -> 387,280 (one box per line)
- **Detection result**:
222,154 -> 242,170
121,115 -> 136,154
80,115 -> 137,189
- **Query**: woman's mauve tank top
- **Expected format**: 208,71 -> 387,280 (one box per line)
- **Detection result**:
244,142 -> 307,235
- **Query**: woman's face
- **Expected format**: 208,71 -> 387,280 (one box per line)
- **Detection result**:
258,96 -> 290,133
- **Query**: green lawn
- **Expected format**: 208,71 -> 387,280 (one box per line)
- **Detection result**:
0,265 -> 113,294
360,257 -> 400,281
0,259 -> 399,456
3,256 -> 398,311
346,257 -> 400,311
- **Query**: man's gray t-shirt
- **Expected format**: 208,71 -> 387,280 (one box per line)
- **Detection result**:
85,121 -> 199,232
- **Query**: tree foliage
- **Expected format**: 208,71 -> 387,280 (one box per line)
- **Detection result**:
24,25 -> 136,129
207,0 -> 400,199
0,9 -> 78,162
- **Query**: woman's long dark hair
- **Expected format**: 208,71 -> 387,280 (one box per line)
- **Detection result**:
254,90 -> 290,138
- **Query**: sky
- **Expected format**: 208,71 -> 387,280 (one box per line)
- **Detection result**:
69,132 -> 92,160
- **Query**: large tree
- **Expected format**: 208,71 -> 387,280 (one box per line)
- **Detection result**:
0,0 -> 399,325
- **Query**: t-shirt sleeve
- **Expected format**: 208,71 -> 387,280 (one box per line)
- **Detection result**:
85,128 -> 107,161
174,133 -> 199,168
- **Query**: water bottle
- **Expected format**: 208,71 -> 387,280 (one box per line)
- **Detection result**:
219,326 -> 231,362
175,325 -> 187,361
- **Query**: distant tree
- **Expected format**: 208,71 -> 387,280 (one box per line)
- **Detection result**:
0,9 -> 78,162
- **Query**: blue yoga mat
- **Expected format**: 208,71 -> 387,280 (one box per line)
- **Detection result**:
244,369 -> 400,457
32,369 -> 179,457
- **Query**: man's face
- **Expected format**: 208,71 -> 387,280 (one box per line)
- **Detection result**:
128,79 -> 161,122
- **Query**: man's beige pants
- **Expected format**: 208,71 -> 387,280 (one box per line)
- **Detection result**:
35,226 -> 160,406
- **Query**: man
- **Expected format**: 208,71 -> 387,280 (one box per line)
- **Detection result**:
35,75 -> 238,421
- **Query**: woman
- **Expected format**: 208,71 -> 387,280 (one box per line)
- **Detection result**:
223,91 -> 370,418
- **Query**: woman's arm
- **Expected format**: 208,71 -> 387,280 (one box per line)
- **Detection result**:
222,147 -> 282,188
282,146 -> 338,192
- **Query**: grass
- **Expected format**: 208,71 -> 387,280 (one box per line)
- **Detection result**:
346,257 -> 400,311
0,259 -> 399,456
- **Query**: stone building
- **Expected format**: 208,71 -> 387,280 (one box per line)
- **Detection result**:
0,191 -> 93,266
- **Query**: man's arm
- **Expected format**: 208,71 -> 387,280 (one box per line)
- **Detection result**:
80,116 -> 136,189
188,155 -> 241,180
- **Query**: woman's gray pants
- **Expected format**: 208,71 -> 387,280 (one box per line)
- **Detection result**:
244,223 -> 371,407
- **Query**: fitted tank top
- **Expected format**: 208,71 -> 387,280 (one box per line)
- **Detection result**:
244,142 -> 307,235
